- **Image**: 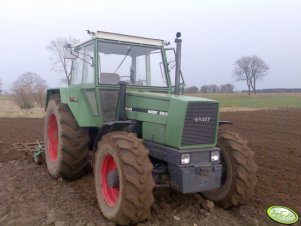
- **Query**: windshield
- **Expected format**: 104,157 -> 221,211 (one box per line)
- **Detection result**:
98,41 -> 167,87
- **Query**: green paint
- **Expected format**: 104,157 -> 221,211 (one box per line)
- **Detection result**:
59,88 -> 68,103
67,86 -> 101,127
165,96 -> 219,149
125,91 -> 219,149
127,91 -> 170,111
165,97 -> 187,148
127,111 -> 167,125
267,206 -> 299,225
143,122 -> 166,144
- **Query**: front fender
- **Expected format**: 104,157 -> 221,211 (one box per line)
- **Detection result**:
45,88 -> 69,110
219,121 -> 233,126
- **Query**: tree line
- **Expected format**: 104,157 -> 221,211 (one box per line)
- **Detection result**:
185,55 -> 269,95
243,88 -> 301,93
184,83 -> 235,93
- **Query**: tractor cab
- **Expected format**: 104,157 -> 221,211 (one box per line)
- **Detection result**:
70,33 -> 171,88
62,31 -> 184,124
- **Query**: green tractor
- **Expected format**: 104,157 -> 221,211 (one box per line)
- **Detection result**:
44,31 -> 257,225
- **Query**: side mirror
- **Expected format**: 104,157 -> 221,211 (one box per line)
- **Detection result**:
63,44 -> 79,59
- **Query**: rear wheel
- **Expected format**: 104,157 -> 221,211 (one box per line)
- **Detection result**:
44,95 -> 90,180
94,132 -> 154,225
202,130 -> 257,208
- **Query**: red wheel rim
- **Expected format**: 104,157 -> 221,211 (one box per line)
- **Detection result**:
101,154 -> 119,207
47,114 -> 58,162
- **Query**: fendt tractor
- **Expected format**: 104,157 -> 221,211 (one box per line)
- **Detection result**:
44,31 -> 257,225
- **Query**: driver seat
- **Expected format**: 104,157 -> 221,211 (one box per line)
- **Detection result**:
99,73 -> 120,84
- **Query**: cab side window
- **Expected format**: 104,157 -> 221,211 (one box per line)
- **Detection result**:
71,50 -> 84,84
71,44 -> 94,85
82,44 -> 94,84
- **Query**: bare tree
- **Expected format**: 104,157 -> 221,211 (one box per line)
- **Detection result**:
234,55 -> 269,95
11,72 -> 47,109
249,56 -> 269,94
220,83 -> 235,93
47,37 -> 79,86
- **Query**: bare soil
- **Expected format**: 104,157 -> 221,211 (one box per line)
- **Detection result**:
0,109 -> 300,226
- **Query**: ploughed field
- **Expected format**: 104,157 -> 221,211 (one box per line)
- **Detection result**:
0,109 -> 300,226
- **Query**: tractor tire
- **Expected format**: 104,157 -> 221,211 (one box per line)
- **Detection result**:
94,132 -> 154,225
44,95 -> 89,180
202,130 -> 257,209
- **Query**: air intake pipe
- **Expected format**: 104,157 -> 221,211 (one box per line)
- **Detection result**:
174,32 -> 182,95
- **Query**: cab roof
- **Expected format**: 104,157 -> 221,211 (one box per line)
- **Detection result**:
79,31 -> 165,47
95,31 -> 164,47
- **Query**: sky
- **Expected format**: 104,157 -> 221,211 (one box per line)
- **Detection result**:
0,0 -> 300,91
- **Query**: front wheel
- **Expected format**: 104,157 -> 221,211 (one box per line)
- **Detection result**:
202,130 -> 257,208
94,132 -> 154,225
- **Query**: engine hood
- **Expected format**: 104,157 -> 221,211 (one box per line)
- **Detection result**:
126,91 -> 219,149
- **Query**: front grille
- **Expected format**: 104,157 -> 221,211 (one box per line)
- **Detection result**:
181,102 -> 218,145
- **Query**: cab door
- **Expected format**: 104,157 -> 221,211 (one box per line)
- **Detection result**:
68,42 -> 101,127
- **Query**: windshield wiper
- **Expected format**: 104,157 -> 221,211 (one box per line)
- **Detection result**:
114,47 -> 132,73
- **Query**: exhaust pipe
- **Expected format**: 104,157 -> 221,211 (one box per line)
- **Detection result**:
174,32 -> 182,95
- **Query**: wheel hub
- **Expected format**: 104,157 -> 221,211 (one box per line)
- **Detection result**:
107,169 -> 119,189
101,154 -> 120,207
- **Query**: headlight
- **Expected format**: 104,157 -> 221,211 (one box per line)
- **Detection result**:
181,153 -> 191,164
210,151 -> 220,161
